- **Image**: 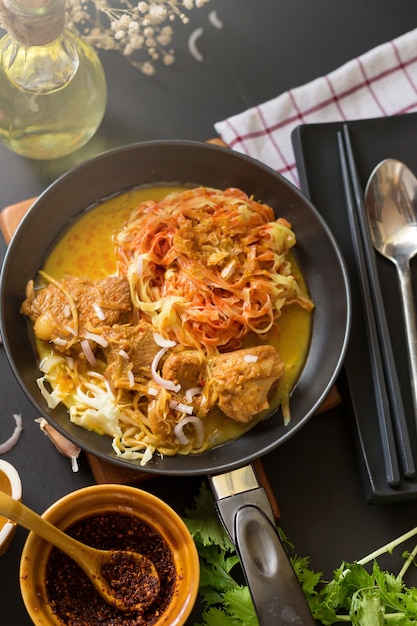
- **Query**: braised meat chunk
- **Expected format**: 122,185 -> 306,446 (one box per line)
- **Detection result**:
102,321 -> 160,391
21,276 -> 132,349
162,350 -> 207,389
211,345 -> 284,423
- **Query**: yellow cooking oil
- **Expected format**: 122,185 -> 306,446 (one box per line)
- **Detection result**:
0,0 -> 106,160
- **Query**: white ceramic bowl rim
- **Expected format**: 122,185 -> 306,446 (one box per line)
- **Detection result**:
0,460 -> 22,544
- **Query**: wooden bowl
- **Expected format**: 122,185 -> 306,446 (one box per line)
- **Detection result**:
20,484 -> 199,625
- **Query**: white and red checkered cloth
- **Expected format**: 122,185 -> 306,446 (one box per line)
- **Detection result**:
214,28 -> 417,188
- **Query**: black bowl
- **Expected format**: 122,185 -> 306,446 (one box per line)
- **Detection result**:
0,140 -> 351,476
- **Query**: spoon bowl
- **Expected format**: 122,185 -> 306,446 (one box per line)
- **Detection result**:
365,158 -> 417,423
0,491 -> 159,612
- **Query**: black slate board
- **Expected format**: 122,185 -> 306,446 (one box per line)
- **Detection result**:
292,112 -> 417,502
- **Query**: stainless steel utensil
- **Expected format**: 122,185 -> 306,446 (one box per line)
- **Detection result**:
340,127 -> 415,481
365,159 -> 417,427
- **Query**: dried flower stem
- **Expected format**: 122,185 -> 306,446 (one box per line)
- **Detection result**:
64,0 -> 211,74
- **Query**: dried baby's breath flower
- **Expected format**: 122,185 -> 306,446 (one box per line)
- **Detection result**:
65,0 -> 211,74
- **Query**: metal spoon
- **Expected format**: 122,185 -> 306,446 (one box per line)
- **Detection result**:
365,159 -> 417,426
0,491 -> 160,612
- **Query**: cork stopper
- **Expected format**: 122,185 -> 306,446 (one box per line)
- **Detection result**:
0,0 -> 65,46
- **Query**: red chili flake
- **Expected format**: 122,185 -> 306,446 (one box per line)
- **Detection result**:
45,512 -> 176,625
101,551 -> 160,609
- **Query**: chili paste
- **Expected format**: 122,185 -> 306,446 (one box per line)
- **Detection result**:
45,512 -> 176,625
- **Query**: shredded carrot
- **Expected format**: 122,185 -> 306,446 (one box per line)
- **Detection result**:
115,186 -> 313,354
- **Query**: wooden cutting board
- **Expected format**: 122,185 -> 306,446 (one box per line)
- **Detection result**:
0,187 -> 341,515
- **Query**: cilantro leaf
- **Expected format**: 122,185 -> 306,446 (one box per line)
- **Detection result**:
183,481 -> 259,626
222,587 -> 260,625
183,481 -> 417,626
184,482 -> 235,552
194,606 -> 244,626
198,544 -> 240,596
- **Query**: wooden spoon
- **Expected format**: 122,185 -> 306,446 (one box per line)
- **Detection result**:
0,491 -> 160,612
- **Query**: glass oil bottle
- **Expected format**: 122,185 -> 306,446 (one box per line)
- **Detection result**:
0,0 -> 107,159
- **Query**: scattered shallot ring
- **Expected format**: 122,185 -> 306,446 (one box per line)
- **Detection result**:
92,302 -> 105,321
0,413 -> 23,454
174,415 -> 205,447
151,347 -> 181,393
136,254 -> 144,277
188,27 -> 204,62
153,332 -> 176,349
169,400 -> 193,415
52,337 -> 67,347
83,331 -> 109,348
80,339 -> 97,367
185,387 -> 202,403
209,10 -> 224,29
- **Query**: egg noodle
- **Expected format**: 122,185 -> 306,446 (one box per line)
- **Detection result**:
32,186 -> 314,464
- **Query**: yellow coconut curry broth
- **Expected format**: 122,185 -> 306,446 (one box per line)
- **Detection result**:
26,185 -> 313,463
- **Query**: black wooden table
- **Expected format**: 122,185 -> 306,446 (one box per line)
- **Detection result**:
1,1 -> 417,623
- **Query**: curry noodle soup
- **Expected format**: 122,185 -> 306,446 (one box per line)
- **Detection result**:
21,185 -> 314,465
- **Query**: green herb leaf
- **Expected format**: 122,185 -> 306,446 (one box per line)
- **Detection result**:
193,606 -> 244,626
183,481 -> 259,626
184,482 -> 235,552
222,587 -> 261,625
184,481 -> 417,626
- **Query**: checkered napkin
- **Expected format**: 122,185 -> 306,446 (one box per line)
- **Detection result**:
214,28 -> 417,188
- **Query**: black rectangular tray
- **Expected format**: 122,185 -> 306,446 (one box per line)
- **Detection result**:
292,113 -> 417,503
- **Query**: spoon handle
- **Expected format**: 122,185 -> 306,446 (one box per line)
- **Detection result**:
0,491 -> 89,564
396,260 -> 417,424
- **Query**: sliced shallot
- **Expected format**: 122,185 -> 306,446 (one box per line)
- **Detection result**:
127,370 -> 135,387
174,415 -> 205,447
83,331 -> 109,348
136,254 -> 144,277
209,10 -> 224,29
185,387 -> 202,403
188,27 -> 204,62
92,302 -> 106,321
151,347 -> 181,393
52,337 -> 67,347
153,332 -> 176,349
169,400 -> 193,415
63,324 -> 77,336
0,413 -> 23,454
80,339 -> 97,367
